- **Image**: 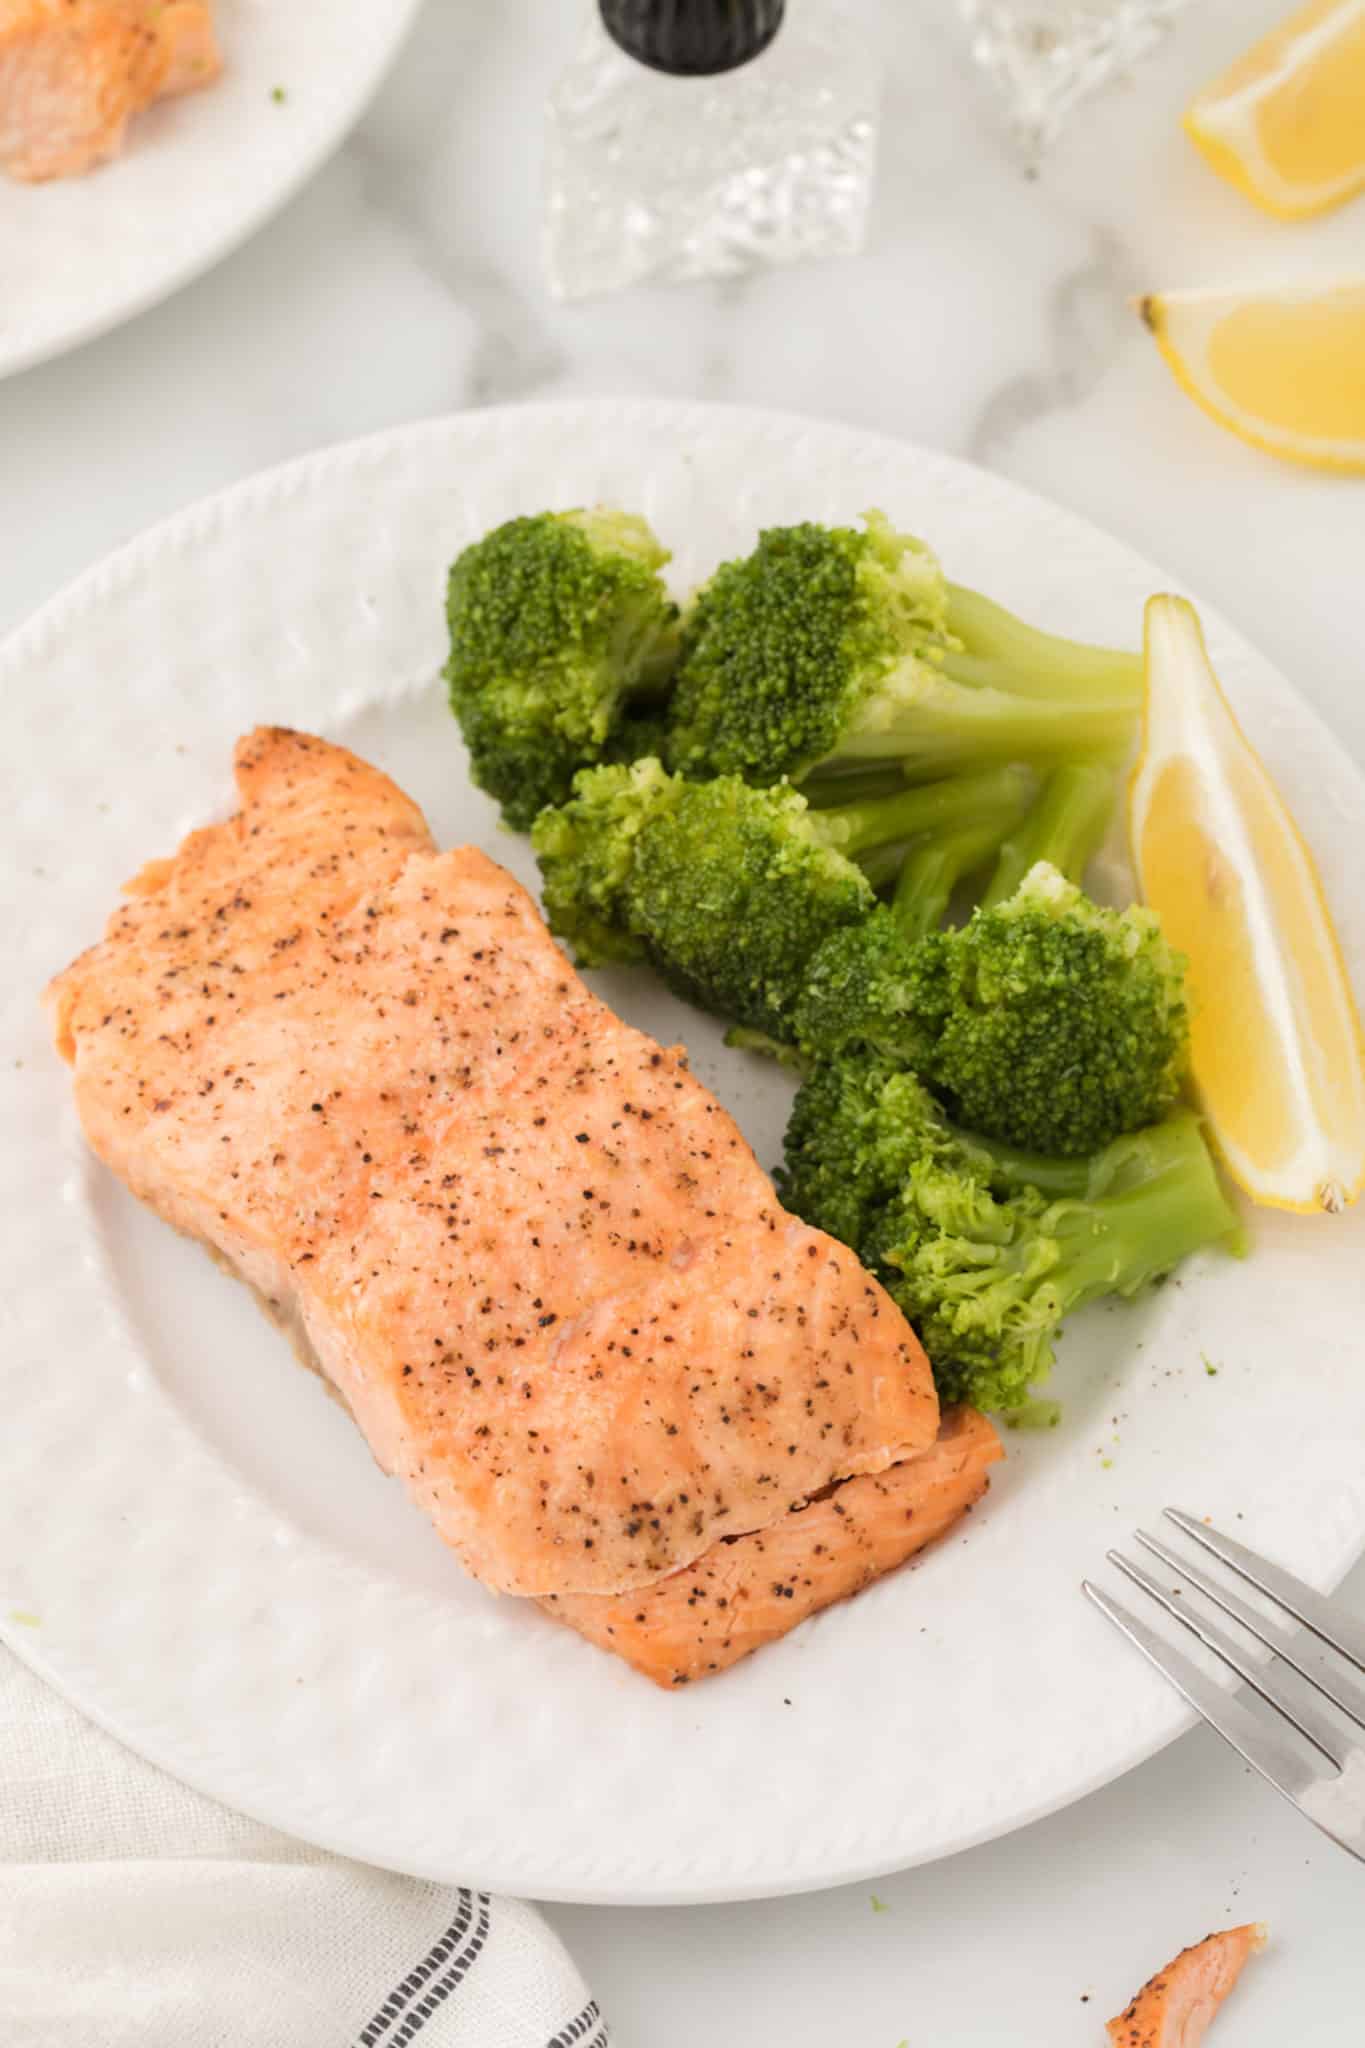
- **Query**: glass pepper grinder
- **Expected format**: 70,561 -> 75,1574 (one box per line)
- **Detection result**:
544,0 -> 881,302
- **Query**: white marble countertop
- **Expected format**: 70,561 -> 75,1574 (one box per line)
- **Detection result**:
4,1 -> 1364,2040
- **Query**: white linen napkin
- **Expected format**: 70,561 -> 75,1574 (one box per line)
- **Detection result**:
0,1647 -> 607,2048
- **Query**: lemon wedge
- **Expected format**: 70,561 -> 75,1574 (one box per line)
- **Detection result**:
1185,0 -> 1365,220
1132,596 -> 1365,1214
1140,282 -> 1365,471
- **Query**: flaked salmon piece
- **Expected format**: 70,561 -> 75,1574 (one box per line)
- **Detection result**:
543,1405 -> 1002,1686
1108,1924 -> 1267,2047
0,0 -> 220,183
153,1 -> 218,98
47,729 -> 939,1607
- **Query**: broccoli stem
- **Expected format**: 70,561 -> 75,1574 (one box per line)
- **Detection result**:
812,764 -> 1033,860
942,584 -> 1144,705
947,1124 -> 1098,1201
893,818 -> 1019,941
952,1108 -> 1242,1233
886,768 -> 1034,939
1046,1110 -> 1242,1310
803,767 -> 910,809
839,673 -> 1137,774
856,843 -> 910,892
724,1025 -> 809,1071
981,760 -> 1118,910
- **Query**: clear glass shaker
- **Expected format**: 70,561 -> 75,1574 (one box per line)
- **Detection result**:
544,0 -> 881,302
957,0 -> 1193,160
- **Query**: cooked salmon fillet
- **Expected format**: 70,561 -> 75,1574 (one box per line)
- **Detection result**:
47,729 -> 941,1614
0,0 -> 220,183
543,1405 -> 1001,1686
1108,1924 -> 1267,2047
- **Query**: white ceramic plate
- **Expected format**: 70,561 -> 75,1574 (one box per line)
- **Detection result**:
3,400 -> 1364,1906
0,0 -> 422,381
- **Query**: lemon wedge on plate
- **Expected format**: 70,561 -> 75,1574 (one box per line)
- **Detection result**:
1140,282 -> 1365,471
1133,596 -> 1365,1214
1185,0 -> 1365,220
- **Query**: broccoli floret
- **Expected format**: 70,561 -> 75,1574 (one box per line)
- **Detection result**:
775,1045 -> 913,1253
534,760 -> 872,1033
794,907 -> 949,1071
929,863 -> 1189,1156
533,760 -> 1034,1036
794,863 -> 1190,1156
877,1100 -> 1239,1412
778,1053 -> 1241,1413
445,508 -> 680,829
778,1050 -> 1098,1265
664,512 -> 1141,787
630,777 -> 867,1033
532,755 -> 669,966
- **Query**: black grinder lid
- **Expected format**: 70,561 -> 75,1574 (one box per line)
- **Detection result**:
599,0 -> 786,75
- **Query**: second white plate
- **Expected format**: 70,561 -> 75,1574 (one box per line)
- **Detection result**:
3,399 -> 1364,1903
0,0 -> 422,380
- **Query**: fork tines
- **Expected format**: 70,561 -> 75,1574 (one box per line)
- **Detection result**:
1084,1510 -> 1365,1863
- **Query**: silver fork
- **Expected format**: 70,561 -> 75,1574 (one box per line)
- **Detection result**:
1084,1510 -> 1365,1863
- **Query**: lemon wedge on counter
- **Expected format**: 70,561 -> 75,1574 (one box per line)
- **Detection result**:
1185,0 -> 1365,220
1140,282 -> 1365,471
1132,596 -> 1365,1214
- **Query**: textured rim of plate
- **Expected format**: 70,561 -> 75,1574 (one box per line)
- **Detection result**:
0,0 -> 425,382
2,399 -> 1363,1906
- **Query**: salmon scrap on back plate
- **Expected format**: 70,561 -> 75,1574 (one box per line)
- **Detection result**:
0,0 -> 220,182
46,729 -> 1002,1685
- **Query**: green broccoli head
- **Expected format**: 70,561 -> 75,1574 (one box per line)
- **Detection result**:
794,862 -> 1189,1158
865,1141 -> 1061,1415
663,512 -> 1142,787
779,1051 -> 1061,1409
775,1045 -> 924,1254
445,508 -> 681,830
792,907 -> 948,1069
665,512 -> 950,785
531,756 -> 669,967
929,863 -> 1190,1157
532,760 -> 875,1035
780,1051 -> 1239,1414
626,775 -> 877,1032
